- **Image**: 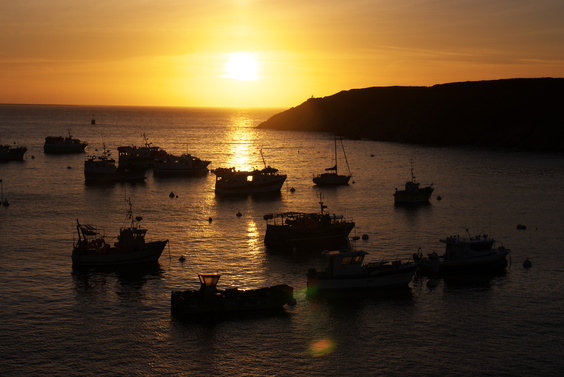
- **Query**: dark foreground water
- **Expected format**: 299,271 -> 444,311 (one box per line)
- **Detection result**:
1,104 -> 563,376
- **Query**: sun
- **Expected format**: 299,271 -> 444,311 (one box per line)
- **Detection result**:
223,52 -> 260,81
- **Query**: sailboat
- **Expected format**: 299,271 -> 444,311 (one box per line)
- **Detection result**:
313,135 -> 352,186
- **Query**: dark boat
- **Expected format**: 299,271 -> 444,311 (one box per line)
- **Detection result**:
263,196 -> 355,251
117,133 -> 167,168
72,200 -> 168,267
414,230 -> 511,275
394,161 -> 434,204
44,132 -> 88,154
0,143 -> 27,162
213,151 -> 286,195
84,146 -> 146,183
171,273 -> 296,320
153,153 -> 211,176
313,135 -> 352,186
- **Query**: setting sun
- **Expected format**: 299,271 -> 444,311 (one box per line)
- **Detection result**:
223,52 -> 260,81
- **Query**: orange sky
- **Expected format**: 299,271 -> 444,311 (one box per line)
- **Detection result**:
2,1 -> 564,108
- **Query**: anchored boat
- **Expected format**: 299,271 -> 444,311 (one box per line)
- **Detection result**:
72,200 -> 168,267
306,248 -> 417,293
171,273 -> 296,320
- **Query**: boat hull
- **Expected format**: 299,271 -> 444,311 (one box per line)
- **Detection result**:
313,173 -> 351,186
170,284 -> 295,320
307,264 -> 417,291
84,168 -> 147,182
264,223 -> 354,251
418,250 -> 510,275
0,146 -> 27,161
215,176 -> 286,195
394,187 -> 434,204
44,143 -> 87,154
72,240 -> 168,267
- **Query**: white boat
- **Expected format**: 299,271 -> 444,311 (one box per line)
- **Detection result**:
84,146 -> 146,182
213,150 -> 286,195
44,132 -> 88,154
313,135 -> 352,186
153,153 -> 211,176
306,249 -> 417,292
414,230 -> 511,274
72,200 -> 168,267
394,161 -> 434,204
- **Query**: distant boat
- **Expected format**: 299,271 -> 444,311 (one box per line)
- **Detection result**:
306,248 -> 417,292
313,135 -> 352,186
170,273 -> 296,320
263,195 -> 355,251
0,143 -> 27,162
153,153 -> 211,177
44,132 -> 88,154
72,200 -> 168,267
84,146 -> 146,183
212,150 -> 286,195
414,230 -> 511,274
394,161 -> 434,204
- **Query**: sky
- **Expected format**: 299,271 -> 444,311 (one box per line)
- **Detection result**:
1,0 -> 564,108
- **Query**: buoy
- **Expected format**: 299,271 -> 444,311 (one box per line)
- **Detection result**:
371,154 -> 374,157
523,258 -> 532,268
516,224 -> 527,230
236,211 -> 242,217
362,234 -> 369,240
208,217 -> 213,222
67,165 -> 72,169
437,195 -> 442,201
169,192 -> 175,198
290,187 -> 296,192
179,255 -> 186,262
31,155 -> 35,159
2,200 -> 9,207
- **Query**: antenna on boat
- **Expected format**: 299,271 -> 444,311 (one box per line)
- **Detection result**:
318,193 -> 327,214
260,149 -> 267,169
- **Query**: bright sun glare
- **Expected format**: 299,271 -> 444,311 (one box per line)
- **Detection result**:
223,52 -> 260,81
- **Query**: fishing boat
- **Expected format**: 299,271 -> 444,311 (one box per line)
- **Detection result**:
313,135 -> 352,186
117,134 -> 167,168
72,200 -> 169,267
153,153 -> 211,176
213,150 -> 286,195
43,132 -> 88,154
414,230 -> 511,275
263,196 -> 355,251
170,273 -> 296,320
84,146 -> 147,183
0,143 -> 27,162
394,161 -> 434,204
306,248 -> 417,293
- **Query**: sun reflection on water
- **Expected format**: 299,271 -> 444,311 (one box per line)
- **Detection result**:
222,115 -> 262,171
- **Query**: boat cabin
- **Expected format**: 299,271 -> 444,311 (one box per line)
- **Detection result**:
322,249 -> 368,276
199,273 -> 221,294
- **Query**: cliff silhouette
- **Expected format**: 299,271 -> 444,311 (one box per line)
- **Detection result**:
258,78 -> 564,152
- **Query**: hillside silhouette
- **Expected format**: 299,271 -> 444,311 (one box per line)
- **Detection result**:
258,78 -> 564,152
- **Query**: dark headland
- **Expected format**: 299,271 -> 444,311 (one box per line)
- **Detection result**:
258,78 -> 564,152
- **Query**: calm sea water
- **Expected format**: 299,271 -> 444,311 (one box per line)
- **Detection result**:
1,104 -> 563,376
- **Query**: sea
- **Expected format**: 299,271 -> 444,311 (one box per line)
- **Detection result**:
1,104 -> 563,376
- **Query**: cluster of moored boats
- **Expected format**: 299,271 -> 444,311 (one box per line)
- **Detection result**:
5,132 -> 512,321
3,133 -> 435,203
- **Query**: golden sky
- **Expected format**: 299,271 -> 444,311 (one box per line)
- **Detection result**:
2,0 -> 564,108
